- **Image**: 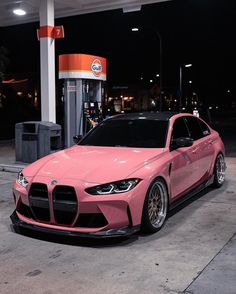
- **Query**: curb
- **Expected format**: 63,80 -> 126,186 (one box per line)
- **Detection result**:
0,164 -> 26,173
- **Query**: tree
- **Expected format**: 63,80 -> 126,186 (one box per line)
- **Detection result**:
0,46 -> 9,82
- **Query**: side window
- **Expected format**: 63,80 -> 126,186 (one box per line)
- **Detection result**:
171,117 -> 190,141
185,116 -> 204,140
198,119 -> 211,137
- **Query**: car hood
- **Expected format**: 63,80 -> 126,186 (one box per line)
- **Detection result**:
24,145 -> 166,183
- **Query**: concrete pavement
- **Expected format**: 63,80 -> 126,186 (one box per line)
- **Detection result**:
0,140 -> 236,293
0,140 -> 26,173
187,233 -> 236,294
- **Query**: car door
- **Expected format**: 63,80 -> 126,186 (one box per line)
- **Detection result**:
169,117 -> 198,199
185,116 -> 214,184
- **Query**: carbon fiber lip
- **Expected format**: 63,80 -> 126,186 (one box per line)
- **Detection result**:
10,210 -> 140,239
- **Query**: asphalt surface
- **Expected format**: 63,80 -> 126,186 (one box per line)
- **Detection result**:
0,160 -> 236,294
0,115 -> 236,294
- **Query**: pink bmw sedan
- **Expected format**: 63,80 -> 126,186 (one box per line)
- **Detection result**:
11,112 -> 226,238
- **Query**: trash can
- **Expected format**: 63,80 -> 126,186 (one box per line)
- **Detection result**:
38,122 -> 61,158
15,122 -> 39,163
15,121 -> 61,163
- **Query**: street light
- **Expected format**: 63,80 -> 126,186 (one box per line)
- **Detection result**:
179,63 -> 192,112
131,26 -> 163,111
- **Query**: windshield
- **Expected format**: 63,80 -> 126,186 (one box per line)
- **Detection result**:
79,119 -> 168,148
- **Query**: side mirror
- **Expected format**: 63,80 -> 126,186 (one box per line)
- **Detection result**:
171,137 -> 193,150
73,135 -> 83,144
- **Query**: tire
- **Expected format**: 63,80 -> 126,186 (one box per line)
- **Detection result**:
141,178 -> 169,233
212,153 -> 226,188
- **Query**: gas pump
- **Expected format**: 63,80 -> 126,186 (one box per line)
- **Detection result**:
59,54 -> 107,147
82,79 -> 102,133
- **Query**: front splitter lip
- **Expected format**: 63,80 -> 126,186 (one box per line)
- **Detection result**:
10,210 -> 140,239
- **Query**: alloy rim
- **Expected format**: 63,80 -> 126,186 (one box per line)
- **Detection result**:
216,154 -> 225,184
148,182 -> 167,228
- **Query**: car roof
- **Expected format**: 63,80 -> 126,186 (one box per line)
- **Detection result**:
108,111 -> 178,121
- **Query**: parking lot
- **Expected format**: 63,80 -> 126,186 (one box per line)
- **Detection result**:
0,157 -> 236,294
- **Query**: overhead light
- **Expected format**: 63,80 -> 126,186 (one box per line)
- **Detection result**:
131,28 -> 139,32
185,64 -> 192,68
13,8 -> 26,16
156,74 -> 160,77
123,5 -> 141,13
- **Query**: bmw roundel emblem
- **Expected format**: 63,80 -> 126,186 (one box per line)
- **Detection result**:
51,180 -> 57,185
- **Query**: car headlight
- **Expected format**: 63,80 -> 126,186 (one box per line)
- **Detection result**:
85,178 -> 141,195
17,171 -> 29,188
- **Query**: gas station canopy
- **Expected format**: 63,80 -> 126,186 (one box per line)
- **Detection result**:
1,0 -> 171,126
0,0 -> 170,27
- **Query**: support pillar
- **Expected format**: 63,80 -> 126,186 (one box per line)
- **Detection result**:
39,0 -> 56,123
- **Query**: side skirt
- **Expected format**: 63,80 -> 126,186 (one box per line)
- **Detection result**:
169,175 -> 214,210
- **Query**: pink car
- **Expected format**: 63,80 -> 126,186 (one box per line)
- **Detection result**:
11,112 -> 226,237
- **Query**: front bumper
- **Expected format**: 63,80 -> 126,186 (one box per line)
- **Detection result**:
10,210 -> 140,238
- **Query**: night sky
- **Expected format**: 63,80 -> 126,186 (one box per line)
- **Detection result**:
1,0 -> 236,105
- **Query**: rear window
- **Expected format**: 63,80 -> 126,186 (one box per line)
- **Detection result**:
198,119 -> 211,136
184,116 -> 210,140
